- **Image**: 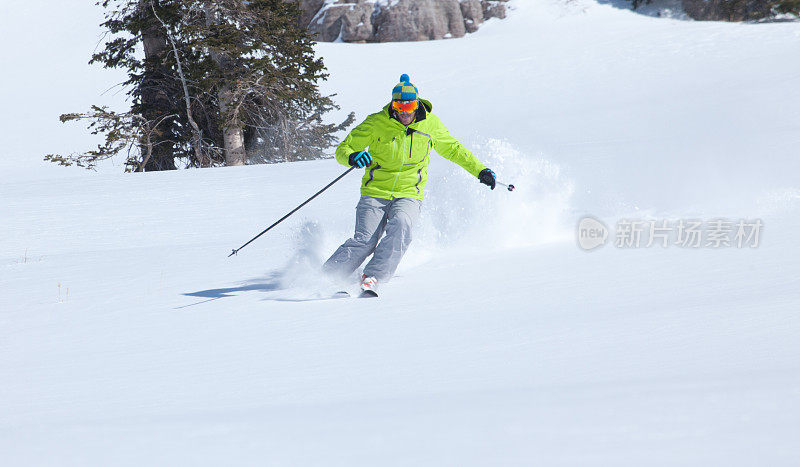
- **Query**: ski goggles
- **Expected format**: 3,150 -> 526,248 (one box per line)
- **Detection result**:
392,99 -> 418,114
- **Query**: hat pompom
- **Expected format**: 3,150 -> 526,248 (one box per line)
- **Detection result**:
399,73 -> 410,83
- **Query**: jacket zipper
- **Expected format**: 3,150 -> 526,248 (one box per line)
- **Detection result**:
388,131 -> 405,198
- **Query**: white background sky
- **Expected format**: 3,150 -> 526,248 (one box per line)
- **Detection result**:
0,1 -> 128,177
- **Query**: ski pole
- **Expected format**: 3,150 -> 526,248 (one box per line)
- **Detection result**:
497,181 -> 515,191
228,166 -> 356,257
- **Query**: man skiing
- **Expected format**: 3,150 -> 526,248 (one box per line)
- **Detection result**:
322,74 -> 497,297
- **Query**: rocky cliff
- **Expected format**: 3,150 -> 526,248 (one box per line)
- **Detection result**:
297,0 -> 510,43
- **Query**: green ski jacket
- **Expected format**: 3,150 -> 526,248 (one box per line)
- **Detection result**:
335,99 -> 487,201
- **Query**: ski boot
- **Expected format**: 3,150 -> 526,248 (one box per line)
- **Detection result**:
359,274 -> 379,298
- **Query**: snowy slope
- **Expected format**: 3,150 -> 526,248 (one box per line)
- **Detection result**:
2,1 -> 800,465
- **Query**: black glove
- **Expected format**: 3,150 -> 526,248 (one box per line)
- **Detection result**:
348,150 -> 373,168
478,168 -> 496,190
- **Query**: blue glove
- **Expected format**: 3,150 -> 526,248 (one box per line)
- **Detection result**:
348,150 -> 373,168
478,168 -> 496,190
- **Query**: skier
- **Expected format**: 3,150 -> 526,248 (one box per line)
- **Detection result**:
322,74 -> 497,297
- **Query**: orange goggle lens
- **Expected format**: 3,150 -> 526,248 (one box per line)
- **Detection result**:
392,100 -> 418,114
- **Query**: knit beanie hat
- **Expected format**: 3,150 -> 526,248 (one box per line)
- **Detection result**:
392,74 -> 419,101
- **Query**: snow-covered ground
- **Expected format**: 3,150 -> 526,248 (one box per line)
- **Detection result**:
2,1 -> 800,465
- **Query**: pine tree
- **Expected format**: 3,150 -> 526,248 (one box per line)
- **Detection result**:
775,0 -> 800,16
48,0 -> 353,171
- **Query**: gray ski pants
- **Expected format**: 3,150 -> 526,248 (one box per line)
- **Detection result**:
323,195 -> 422,282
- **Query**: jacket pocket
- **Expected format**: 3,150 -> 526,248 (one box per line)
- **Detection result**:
406,130 -> 432,165
363,164 -> 381,187
369,138 -> 393,165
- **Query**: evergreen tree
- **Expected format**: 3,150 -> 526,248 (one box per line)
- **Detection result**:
48,0 -> 353,171
775,0 -> 800,16
630,0 -> 799,19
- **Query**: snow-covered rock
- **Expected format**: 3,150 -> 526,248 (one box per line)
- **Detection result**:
299,0 -> 510,42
